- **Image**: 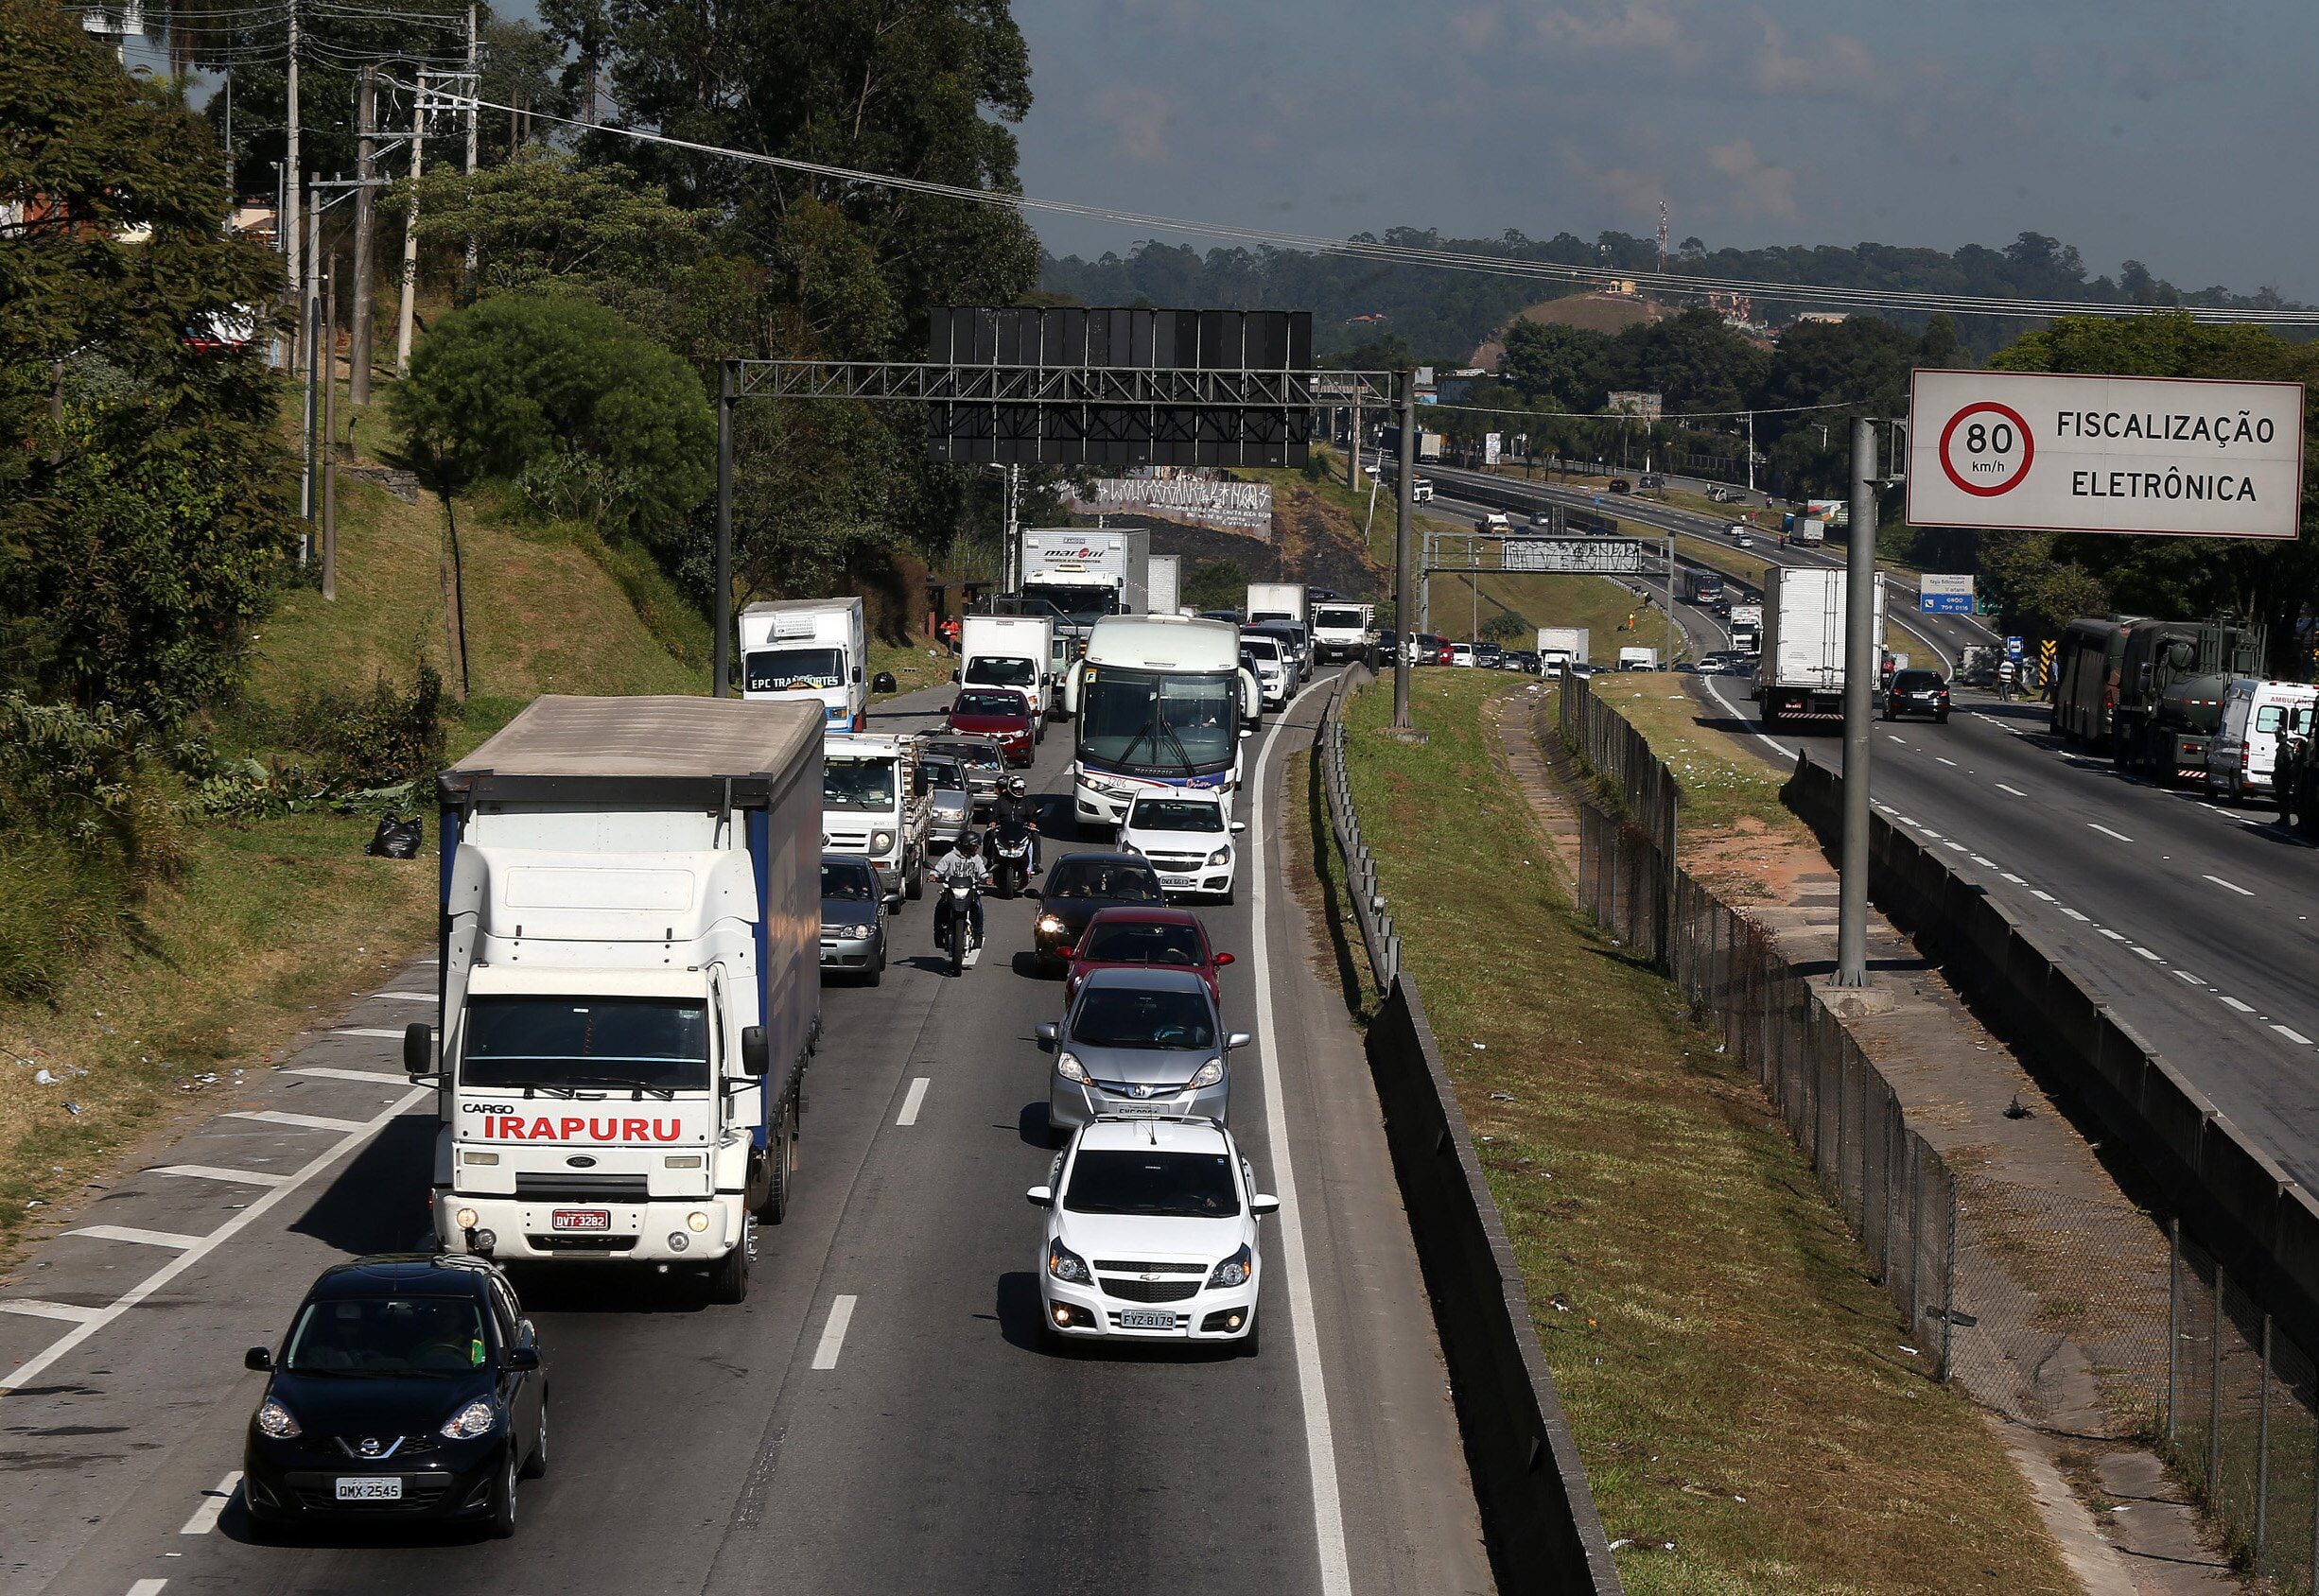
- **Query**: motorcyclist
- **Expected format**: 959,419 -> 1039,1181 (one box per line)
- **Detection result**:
987,775 -> 1040,874
928,827 -> 988,948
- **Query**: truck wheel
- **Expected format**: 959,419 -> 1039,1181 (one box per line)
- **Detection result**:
905,852 -> 923,901
757,1105 -> 794,1223
1761,705 -> 1781,732
707,1214 -> 755,1303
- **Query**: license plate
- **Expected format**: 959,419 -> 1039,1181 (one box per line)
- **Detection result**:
1107,1102 -> 1166,1116
335,1477 -> 402,1501
551,1208 -> 611,1232
1118,1310 -> 1177,1330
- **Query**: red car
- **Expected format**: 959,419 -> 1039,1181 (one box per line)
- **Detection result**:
1433,639 -> 1456,667
945,687 -> 1036,766
1064,906 -> 1234,1010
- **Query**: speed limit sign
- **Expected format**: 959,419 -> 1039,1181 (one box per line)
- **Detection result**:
1908,369 -> 2302,539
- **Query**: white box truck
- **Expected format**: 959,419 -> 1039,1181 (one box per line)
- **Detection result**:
1311,599 -> 1376,664
1148,554 -> 1183,617
1020,528 -> 1149,635
821,734 -> 931,906
740,597 -> 867,735
1755,567 -> 1885,728
1535,626 -> 1589,676
959,613 -> 1059,724
1245,582 -> 1309,630
1616,646 -> 1660,671
1728,603 -> 1764,653
413,696 -> 823,1303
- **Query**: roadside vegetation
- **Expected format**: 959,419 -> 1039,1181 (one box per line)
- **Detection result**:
1327,669 -> 2072,1594
1577,673 -> 1804,840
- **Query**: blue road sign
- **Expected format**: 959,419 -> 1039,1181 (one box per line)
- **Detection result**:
1920,594 -> 1974,614
2004,635 -> 2026,659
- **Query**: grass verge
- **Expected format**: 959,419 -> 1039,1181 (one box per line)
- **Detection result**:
1331,669 -> 2071,1594
1576,674 -> 1804,840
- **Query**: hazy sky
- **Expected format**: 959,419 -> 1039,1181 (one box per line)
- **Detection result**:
1013,0 -> 2317,301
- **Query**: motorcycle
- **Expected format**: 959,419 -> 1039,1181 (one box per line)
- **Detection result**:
935,881 -> 980,976
985,828 -> 1033,900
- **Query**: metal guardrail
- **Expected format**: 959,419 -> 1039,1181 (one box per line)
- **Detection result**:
1316,670 -> 1399,989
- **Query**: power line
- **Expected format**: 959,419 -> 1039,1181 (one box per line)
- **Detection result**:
388,77 -> 2319,328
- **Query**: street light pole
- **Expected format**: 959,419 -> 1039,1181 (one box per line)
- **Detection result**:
714,360 -> 734,698
1392,368 -> 1416,730
1835,416 -> 1877,985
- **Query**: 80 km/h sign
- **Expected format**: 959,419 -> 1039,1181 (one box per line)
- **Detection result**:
1908,369 -> 2304,540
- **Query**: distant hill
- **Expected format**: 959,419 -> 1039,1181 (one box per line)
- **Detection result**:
1469,292 -> 1669,367
1037,230 -> 2299,362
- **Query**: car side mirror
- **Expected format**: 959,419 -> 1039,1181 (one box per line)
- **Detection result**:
741,1025 -> 770,1078
1036,1021 -> 1059,1046
503,1344 -> 541,1372
244,1345 -> 272,1371
1239,728 -> 1252,738
1251,1194 -> 1281,1217
1213,952 -> 1235,967
1025,1185 -> 1054,1208
1226,1032 -> 1252,1051
1229,821 -> 1246,833
404,1021 -> 439,1084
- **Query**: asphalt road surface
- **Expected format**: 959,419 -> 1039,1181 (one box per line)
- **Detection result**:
3,670 -> 1492,1596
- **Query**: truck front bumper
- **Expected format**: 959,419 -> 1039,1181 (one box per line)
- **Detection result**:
433,1192 -> 740,1263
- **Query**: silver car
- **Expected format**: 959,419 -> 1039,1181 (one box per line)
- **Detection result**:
819,853 -> 887,984
1037,966 -> 1248,1138
917,753 -> 974,854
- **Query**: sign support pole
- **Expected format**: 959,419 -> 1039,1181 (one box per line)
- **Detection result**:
1836,417 -> 1877,986
714,360 -> 734,698
1665,536 -> 1677,664
1392,368 -> 1417,731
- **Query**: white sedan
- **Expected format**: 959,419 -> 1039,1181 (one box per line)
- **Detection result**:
1119,789 -> 1243,904
1028,1116 -> 1277,1350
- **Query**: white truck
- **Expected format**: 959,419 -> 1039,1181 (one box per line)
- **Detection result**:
1616,646 -> 1660,671
1148,554 -> 1184,617
1311,599 -> 1376,664
960,614 -> 1059,723
412,695 -> 823,1304
1245,582 -> 1309,631
1535,626 -> 1590,676
1755,566 -> 1886,728
1789,515 -> 1826,548
1020,528 -> 1150,636
740,597 -> 867,735
1727,603 -> 1764,653
821,734 -> 930,906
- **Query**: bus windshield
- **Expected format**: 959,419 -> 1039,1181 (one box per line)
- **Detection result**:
1079,668 -> 1236,777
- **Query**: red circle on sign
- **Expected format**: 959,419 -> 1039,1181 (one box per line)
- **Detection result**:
1939,401 -> 2033,497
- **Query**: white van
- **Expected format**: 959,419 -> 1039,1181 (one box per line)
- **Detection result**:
2207,679 -> 2319,803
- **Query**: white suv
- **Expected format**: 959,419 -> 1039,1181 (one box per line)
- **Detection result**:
1240,637 -> 1290,710
1119,789 -> 1243,903
1028,1116 -> 1277,1350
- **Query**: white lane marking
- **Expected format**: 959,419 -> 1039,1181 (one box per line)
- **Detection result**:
896,1078 -> 930,1127
0,1299 -> 104,1324
2098,928 -> 2128,941
2000,873 -> 2026,884
67,1224 -> 203,1250
227,1109 -> 373,1134
2275,1026 -> 2313,1046
1887,735 -> 1906,744
291,1067 -> 406,1084
371,992 -> 434,1002
2089,823 -> 2135,842
1996,783 -> 2029,797
2173,970 -> 2207,986
2059,908 -> 2091,922
149,1164 -> 287,1187
1897,815 -> 1920,827
0,1085 -> 429,1395
1919,827 -> 1944,840
1936,756 -> 1959,767
2029,890 -> 2056,901
129,1582 -> 168,1596
1942,841 -> 1968,852
335,1027 -> 424,1041
1968,855 -> 1996,868
180,1472 -> 241,1535
811,1294 -> 858,1370
2130,946 -> 2163,963
1248,673 -> 1354,1596
2204,875 -> 2255,897
2220,996 -> 2258,1014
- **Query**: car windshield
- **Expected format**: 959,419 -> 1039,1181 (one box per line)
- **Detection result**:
283,1293 -> 489,1376
1072,985 -> 1216,1050
1046,861 -> 1163,903
1129,798 -> 1224,833
824,760 -> 896,808
462,997 -> 710,1092
1242,639 -> 1281,662
822,860 -> 877,902
1081,921 -> 1204,966
745,646 -> 844,693
1064,1150 -> 1240,1218
965,655 -> 1038,688
955,690 -> 1028,719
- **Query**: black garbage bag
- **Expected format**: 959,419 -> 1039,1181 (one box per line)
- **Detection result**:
366,812 -> 424,859
871,670 -> 898,694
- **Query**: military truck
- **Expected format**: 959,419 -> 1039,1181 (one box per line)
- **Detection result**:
2108,620 -> 2265,786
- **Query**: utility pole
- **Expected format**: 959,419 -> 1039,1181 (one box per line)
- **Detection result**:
300,185 -> 322,558
1391,370 -> 1417,730
323,256 -> 339,599
1834,417 -> 1877,986
1347,384 -> 1362,492
282,0 -> 300,329
1003,465 -> 1020,591
1746,410 -> 1757,494
349,63 -> 377,406
396,71 -> 425,376
713,361 -> 735,697
462,3 -> 479,301
1665,537 -> 1677,664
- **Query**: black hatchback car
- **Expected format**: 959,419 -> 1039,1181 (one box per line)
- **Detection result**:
243,1254 -> 547,1537
1033,851 -> 1165,973
1882,668 -> 1952,723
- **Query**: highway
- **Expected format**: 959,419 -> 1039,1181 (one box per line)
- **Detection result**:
1,674 -> 1493,1596
1422,462 -> 2319,1189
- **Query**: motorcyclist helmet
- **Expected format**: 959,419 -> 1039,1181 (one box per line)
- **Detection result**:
1007,775 -> 1028,798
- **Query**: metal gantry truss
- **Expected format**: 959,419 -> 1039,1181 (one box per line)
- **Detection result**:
729,359 -> 1395,408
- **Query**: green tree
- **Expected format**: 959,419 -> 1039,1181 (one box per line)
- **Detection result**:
1601,308 -> 1768,413
392,148 -> 711,299
1500,321 -> 1609,410
392,293 -> 715,542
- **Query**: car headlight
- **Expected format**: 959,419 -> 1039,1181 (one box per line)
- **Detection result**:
1120,843 -> 1142,857
255,1396 -> 301,1439
1188,1057 -> 1224,1089
440,1398 -> 502,1440
1209,1244 -> 1253,1289
1038,914 -> 1068,935
1047,1239 -> 1091,1283
1055,1052 -> 1090,1083
870,830 -> 896,856
1206,846 -> 1232,867
852,923 -> 878,939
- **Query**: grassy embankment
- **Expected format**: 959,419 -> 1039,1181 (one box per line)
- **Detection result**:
0,459 -> 707,1257
1328,669 -> 2070,1594
1577,671 -> 1802,840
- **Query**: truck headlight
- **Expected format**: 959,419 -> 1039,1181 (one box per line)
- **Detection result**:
1188,1058 -> 1224,1089
454,1206 -> 479,1230
870,830 -> 896,857
1055,1052 -> 1090,1083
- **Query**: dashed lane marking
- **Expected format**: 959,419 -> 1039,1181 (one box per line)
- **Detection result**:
2204,875 -> 2255,896
335,1027 -> 427,1041
896,1078 -> 930,1127
2173,970 -> 2207,986
1969,855 -> 1996,868
2098,928 -> 2128,941
129,1582 -> 167,1596
2275,1026 -> 2313,1046
372,992 -> 435,1002
1936,756 -> 1960,767
0,1299 -> 105,1324
228,1109 -> 374,1134
2059,908 -> 2092,922
2220,997 -> 2258,1014
180,1472 -> 241,1535
2000,873 -> 2026,884
1996,783 -> 2029,797
149,1164 -> 287,1187
2130,945 -> 2164,962
2089,823 -> 2135,842
811,1294 -> 858,1370
291,1067 -> 406,1084
67,1224 -> 204,1250
2030,890 -> 2057,902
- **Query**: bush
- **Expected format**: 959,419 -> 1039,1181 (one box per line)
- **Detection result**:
286,667 -> 447,790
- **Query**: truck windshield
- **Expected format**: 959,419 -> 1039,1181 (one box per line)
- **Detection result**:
1020,582 -> 1114,629
965,655 -> 1038,688
1314,608 -> 1363,629
745,647 -> 845,692
1080,668 -> 1236,777
824,761 -> 897,809
462,998 -> 710,1092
